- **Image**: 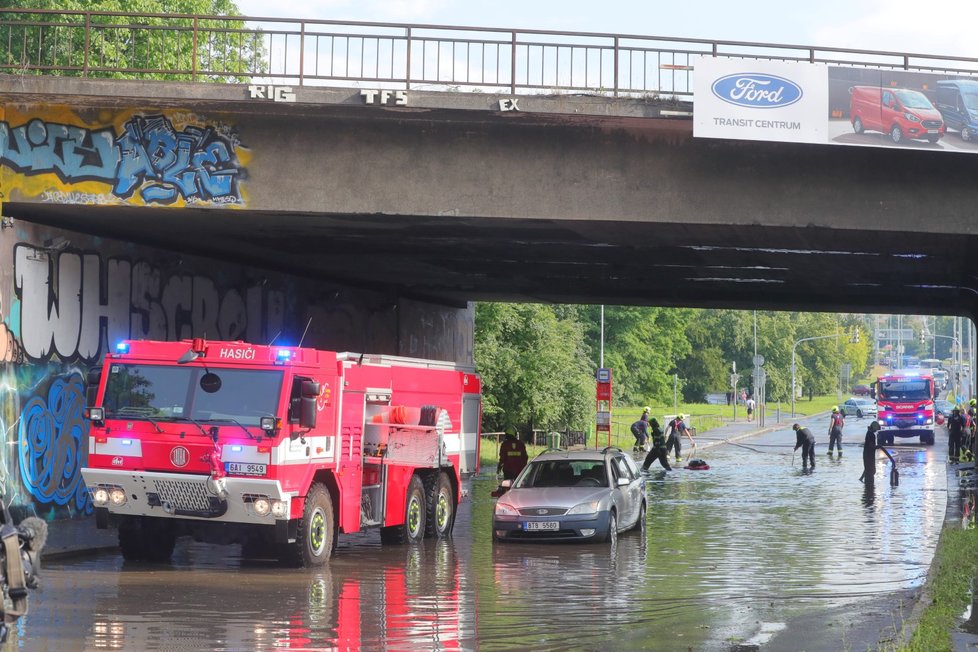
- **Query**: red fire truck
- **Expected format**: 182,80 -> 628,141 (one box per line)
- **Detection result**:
80,338 -> 481,567
874,370 -> 935,445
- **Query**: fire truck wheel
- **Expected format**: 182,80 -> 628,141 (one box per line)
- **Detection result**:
425,471 -> 455,539
380,474 -> 426,545
283,483 -> 335,567
118,516 -> 176,562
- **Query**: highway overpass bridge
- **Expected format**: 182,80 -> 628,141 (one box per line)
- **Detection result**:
0,11 -> 976,517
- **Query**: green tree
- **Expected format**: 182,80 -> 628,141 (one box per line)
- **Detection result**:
0,1 -> 264,82
475,303 -> 594,435
578,305 -> 692,405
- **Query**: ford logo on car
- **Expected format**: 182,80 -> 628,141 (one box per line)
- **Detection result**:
711,73 -> 803,109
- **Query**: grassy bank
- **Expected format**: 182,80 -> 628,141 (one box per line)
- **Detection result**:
893,526 -> 978,651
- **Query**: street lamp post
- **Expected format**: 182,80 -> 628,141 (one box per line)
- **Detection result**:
791,333 -> 844,418
928,333 -> 961,397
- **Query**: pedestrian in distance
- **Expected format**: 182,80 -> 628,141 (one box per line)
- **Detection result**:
641,418 -> 672,472
793,423 -> 816,470
497,429 -> 528,481
827,406 -> 845,456
665,413 -> 694,463
947,406 -> 967,464
859,420 -> 881,484
746,396 -> 755,422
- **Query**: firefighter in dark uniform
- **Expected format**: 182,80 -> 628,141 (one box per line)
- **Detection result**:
793,423 -> 816,469
641,418 -> 672,472
948,406 -> 967,464
860,420 -> 881,483
827,406 -> 845,456
967,399 -> 978,462
497,429 -> 528,480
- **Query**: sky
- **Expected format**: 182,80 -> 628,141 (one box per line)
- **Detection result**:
232,0 -> 975,58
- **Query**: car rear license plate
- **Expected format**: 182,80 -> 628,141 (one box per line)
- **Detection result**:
225,462 -> 266,476
525,521 -> 559,531
927,129 -> 938,134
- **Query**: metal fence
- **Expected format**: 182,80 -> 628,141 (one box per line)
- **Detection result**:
3,9 -> 978,98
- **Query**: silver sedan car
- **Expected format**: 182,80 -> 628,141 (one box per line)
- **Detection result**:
492,447 -> 646,544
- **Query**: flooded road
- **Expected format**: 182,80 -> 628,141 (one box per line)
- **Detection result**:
15,417 -> 948,651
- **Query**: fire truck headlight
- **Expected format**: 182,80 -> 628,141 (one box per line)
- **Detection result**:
260,416 -> 280,433
109,487 -> 127,506
85,407 -> 105,422
271,499 -> 289,518
253,497 -> 271,516
93,487 -> 110,506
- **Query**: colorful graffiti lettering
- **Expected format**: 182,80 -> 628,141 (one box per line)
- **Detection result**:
0,114 -> 244,205
18,374 -> 91,513
13,244 -> 284,363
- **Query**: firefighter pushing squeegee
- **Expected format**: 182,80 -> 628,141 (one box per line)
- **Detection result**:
81,338 -> 481,567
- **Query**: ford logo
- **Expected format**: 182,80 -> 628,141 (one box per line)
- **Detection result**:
711,73 -> 803,109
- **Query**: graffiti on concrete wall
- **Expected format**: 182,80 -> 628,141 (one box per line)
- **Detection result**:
13,243 -> 285,363
0,112 -> 247,206
18,373 -> 91,513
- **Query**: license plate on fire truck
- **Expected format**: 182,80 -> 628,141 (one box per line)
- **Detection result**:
225,462 -> 267,476
524,521 -> 559,531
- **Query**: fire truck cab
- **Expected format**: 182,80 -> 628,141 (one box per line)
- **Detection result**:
80,339 -> 481,567
874,371 -> 935,445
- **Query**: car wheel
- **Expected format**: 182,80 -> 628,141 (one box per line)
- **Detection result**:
632,501 -> 647,533
602,511 -> 618,545
853,117 -> 864,134
963,128 -> 972,142
857,409 -> 863,418
890,125 -> 903,143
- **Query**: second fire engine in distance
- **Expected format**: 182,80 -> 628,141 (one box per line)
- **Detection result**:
81,338 -> 481,567
874,370 -> 935,446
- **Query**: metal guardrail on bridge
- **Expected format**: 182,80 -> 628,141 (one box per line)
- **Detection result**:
2,9 -> 978,98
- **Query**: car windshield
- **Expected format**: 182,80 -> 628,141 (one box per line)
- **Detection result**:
964,92 -> 978,112
895,90 -> 933,109
102,363 -> 283,426
878,379 -> 931,401
515,459 -> 607,488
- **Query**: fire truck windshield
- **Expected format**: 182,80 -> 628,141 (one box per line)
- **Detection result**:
878,379 -> 931,401
102,364 -> 283,426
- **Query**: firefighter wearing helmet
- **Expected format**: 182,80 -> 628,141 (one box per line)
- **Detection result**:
497,428 -> 528,481
827,406 -> 845,457
793,422 -> 816,470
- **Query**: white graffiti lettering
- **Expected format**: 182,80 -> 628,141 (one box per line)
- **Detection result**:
13,244 -> 284,362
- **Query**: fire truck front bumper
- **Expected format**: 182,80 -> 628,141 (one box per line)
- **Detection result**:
82,468 -> 292,524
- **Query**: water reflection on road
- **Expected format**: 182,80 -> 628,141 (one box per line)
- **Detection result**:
20,422 -> 947,651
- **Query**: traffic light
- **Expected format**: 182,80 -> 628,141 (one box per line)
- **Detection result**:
850,326 -> 860,344
919,330 -> 926,344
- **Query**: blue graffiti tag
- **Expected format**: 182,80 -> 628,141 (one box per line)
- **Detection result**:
18,374 -> 92,513
0,114 -> 244,205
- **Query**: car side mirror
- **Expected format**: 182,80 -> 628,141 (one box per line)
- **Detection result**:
500,479 -> 512,489
617,477 -> 630,487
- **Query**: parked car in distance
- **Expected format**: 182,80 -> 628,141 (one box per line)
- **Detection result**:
852,384 -> 873,396
850,85 -> 945,144
935,79 -> 978,142
492,447 -> 646,544
841,397 -> 877,419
